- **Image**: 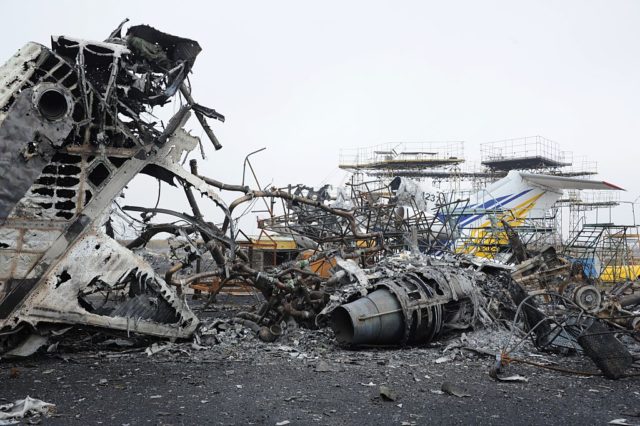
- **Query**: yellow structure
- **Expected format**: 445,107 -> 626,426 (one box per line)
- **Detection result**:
248,235 -> 298,250
600,265 -> 640,283
300,250 -> 337,278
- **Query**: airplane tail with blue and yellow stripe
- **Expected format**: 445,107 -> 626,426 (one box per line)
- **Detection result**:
455,171 -> 623,257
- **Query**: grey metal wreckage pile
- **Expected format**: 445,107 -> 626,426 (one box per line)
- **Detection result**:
0,20 -> 639,423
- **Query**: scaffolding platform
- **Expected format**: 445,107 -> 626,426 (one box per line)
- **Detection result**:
566,190 -> 621,209
339,141 -> 464,172
549,155 -> 598,177
481,136 -> 571,171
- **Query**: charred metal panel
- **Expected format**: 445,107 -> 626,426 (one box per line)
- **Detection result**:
0,44 -> 76,221
5,232 -> 196,337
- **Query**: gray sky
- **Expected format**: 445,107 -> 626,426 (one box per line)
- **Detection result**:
3,0 -> 640,231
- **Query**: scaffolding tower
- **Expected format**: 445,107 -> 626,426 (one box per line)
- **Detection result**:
339,141 -> 465,178
341,137 -> 597,190
481,136 -> 570,172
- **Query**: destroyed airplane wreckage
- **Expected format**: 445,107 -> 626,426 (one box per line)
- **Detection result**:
0,21 -> 444,352
0,22 -> 220,350
0,22 -> 639,380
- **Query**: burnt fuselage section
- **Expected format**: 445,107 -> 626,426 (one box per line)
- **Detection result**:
0,24 -> 223,347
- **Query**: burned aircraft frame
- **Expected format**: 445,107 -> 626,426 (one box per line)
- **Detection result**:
0,21 -> 234,350
0,18 -> 391,352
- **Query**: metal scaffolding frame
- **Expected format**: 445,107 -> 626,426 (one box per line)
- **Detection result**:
481,136 -> 571,171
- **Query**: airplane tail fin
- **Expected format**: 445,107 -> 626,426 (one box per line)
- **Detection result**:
455,171 -> 623,258
458,171 -> 623,230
